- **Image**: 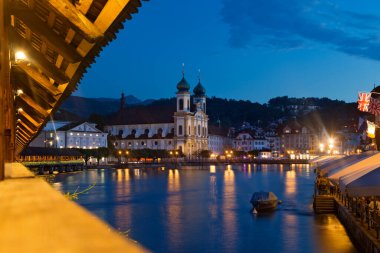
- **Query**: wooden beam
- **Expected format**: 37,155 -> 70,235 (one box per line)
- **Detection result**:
16,118 -> 38,134
0,0 -> 9,179
16,130 -> 30,142
18,110 -> 42,128
17,120 -> 37,134
16,137 -> 27,145
76,0 -> 94,15
15,61 -> 62,97
17,127 -> 31,139
9,29 -> 70,84
11,8 -> 82,63
16,138 -> 25,146
18,93 -> 51,118
46,0 -> 103,43
94,0 -> 131,32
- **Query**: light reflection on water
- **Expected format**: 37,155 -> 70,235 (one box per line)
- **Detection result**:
54,164 -> 357,253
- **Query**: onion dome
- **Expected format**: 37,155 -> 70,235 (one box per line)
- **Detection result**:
193,80 -> 206,96
177,75 -> 190,92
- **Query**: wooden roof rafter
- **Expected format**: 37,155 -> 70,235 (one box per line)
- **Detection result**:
9,0 -> 148,153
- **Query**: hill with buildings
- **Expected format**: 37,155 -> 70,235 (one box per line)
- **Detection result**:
57,95 -> 361,133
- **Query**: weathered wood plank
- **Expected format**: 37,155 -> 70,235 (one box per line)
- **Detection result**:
10,29 -> 70,84
17,121 -> 37,135
16,62 -> 62,97
46,0 -> 103,42
12,8 -> 82,63
0,0 -> 8,179
95,0 -> 131,32
18,110 -> 42,128
18,93 -> 51,118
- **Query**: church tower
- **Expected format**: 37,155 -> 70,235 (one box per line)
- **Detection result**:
176,71 -> 190,113
174,67 -> 191,155
193,77 -> 206,113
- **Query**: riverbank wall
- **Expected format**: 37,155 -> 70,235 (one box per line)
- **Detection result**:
336,199 -> 380,253
90,159 -> 310,169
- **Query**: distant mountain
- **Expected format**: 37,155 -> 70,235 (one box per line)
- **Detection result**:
60,95 -> 154,116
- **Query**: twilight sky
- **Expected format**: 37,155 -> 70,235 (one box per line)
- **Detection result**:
74,0 -> 380,103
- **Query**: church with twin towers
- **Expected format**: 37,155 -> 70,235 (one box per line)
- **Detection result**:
105,69 -> 209,157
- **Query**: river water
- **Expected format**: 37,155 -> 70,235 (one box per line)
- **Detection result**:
53,164 -> 357,253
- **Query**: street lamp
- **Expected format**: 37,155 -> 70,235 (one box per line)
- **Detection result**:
319,143 -> 325,153
328,138 -> 334,154
118,150 -> 122,165
225,150 -> 233,163
125,150 -> 129,164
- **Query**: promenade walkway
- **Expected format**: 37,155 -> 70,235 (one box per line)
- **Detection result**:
0,163 -> 149,253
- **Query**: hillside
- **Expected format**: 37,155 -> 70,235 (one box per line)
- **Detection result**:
58,95 -> 361,133
60,95 -> 154,116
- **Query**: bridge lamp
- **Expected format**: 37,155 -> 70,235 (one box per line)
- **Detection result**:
15,51 -> 27,62
16,89 -> 23,96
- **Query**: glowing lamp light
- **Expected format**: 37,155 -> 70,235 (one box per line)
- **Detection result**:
15,51 -> 27,62
367,121 -> 376,139
319,143 -> 324,152
16,89 -> 23,96
328,138 -> 334,150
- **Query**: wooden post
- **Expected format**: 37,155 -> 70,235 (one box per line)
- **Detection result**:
0,0 -> 11,180
4,0 -> 14,164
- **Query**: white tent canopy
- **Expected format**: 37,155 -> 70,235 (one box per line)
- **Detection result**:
319,154 -> 370,176
328,152 -> 380,181
339,165 -> 380,193
345,169 -> 380,197
311,156 -> 341,167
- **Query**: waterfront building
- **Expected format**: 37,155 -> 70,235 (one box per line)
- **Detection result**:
208,125 -> 233,155
29,121 -> 108,149
233,131 -> 255,151
280,120 -> 319,153
265,131 -> 281,152
105,72 -> 209,157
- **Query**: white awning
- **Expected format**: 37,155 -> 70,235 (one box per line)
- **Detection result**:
345,169 -> 380,197
319,154 -> 370,176
328,152 -> 380,181
339,165 -> 380,193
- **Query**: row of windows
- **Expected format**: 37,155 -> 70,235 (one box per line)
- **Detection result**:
68,132 -> 103,137
116,128 -> 174,137
118,141 -> 173,147
178,125 -> 207,136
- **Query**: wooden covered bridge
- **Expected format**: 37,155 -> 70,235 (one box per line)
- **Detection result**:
0,0 -> 150,252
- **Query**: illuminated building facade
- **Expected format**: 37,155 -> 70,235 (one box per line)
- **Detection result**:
29,122 -> 108,149
105,72 -> 209,157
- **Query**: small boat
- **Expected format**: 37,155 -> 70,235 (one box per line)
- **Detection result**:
250,191 -> 278,212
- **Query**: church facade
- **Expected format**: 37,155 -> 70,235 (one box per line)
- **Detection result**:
105,73 -> 209,157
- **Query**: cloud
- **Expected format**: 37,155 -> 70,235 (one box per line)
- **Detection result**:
221,0 -> 380,60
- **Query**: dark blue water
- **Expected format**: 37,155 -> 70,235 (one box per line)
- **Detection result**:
53,164 -> 357,253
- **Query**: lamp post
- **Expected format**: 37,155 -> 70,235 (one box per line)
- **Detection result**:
125,150 -> 129,164
319,143 -> 324,154
225,150 -> 233,163
328,138 -> 334,155
118,150 -> 122,165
